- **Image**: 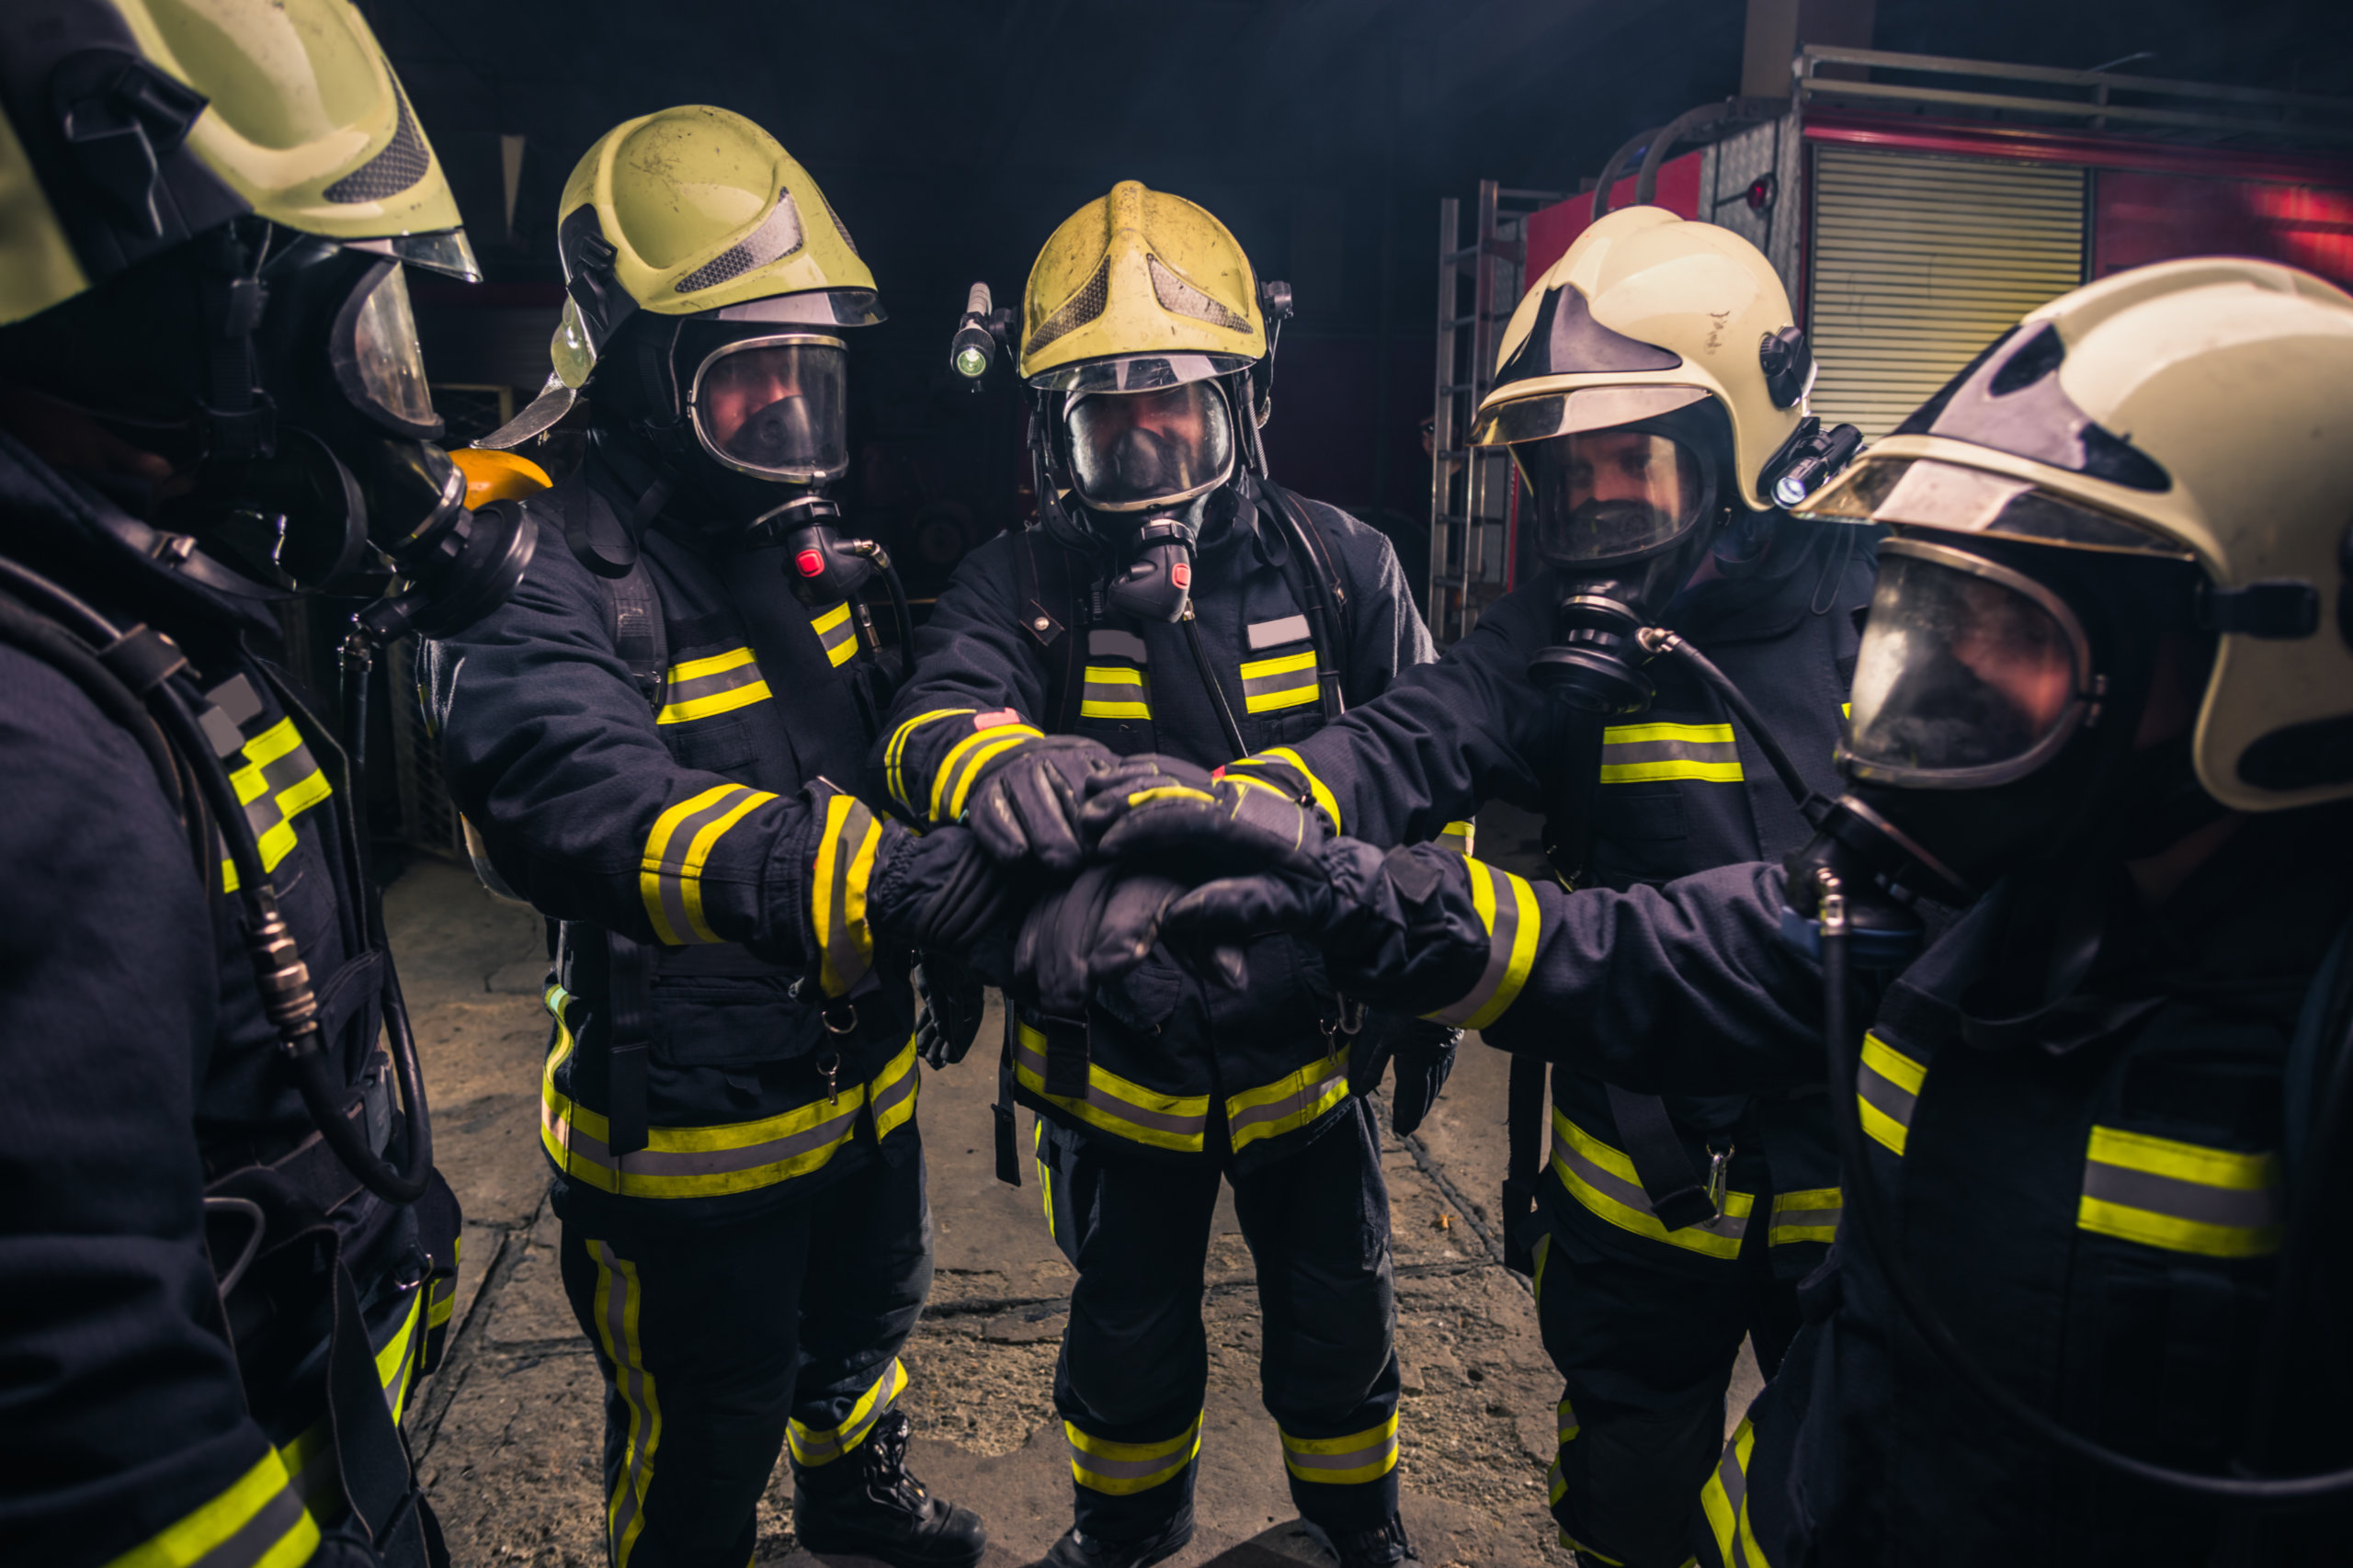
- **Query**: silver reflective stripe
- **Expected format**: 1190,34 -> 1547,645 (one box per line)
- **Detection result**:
189,1481 -> 312,1568
597,1241 -> 654,1558
1858,1057 -> 1915,1142
660,650 -> 767,715
1227,1071 -> 1344,1138
564,1101 -> 864,1179
240,734 -> 324,842
1067,1445 -> 1183,1483
1552,1120 -> 1750,1244
1087,629 -> 1150,663
647,787 -> 760,946
1604,736 -> 1739,767
1286,1435 -> 1393,1474
2082,1163 -> 2281,1232
1427,861 -> 1523,1028
1247,614 -> 1311,650
1013,1035 -> 1207,1139
1712,1441 -> 1751,1568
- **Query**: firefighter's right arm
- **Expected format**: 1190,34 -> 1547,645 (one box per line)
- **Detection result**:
0,648 -> 327,1565
430,542 -> 1001,981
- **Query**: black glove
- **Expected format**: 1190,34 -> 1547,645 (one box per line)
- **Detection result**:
914,952 -> 989,1069
1014,864 -> 1189,1022
964,735 -> 1120,874
866,823 -> 1012,962
1387,1017 -> 1461,1136
1078,755 -> 1328,874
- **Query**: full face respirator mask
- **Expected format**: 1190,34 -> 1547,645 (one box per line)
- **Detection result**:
1038,369 -> 1243,623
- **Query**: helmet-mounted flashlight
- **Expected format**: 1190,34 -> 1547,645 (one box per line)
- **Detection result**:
949,281 -> 1015,386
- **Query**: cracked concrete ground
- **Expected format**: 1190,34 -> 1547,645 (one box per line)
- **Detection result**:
389,858 -> 1758,1567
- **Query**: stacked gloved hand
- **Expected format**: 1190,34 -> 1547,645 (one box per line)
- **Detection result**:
1348,1014 -> 1463,1137
1075,755 -> 1330,874
963,734 -> 1122,873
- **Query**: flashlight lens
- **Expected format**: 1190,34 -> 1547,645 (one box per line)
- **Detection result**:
1774,471 -> 1811,508
955,345 -> 989,379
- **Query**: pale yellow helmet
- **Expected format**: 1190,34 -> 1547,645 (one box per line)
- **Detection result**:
1800,257 -> 2353,812
548,106 -> 879,390
1473,207 -> 1818,512
1017,180 -> 1267,392
0,0 -> 473,329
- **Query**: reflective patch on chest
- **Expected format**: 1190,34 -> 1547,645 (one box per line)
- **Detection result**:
657,645 -> 772,724
1082,628 -> 1152,721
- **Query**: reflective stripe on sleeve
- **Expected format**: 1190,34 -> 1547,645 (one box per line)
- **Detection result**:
1067,1411 -> 1204,1495
97,1445 -> 320,1568
1857,1034 -> 1925,1157
1225,1052 -> 1350,1153
1015,1021 -> 1209,1153
812,602 -> 858,669
541,1011 -> 921,1199
587,1239 -> 661,1567
931,722 -> 1046,824
789,1358 -> 909,1466
1550,1107 -> 1753,1259
374,1283 -> 426,1424
1423,858 -> 1538,1030
1697,1416 -> 1771,1568
1240,649 -> 1320,713
1766,1186 -> 1842,1246
812,792 -> 883,997
1435,819 -> 1476,856
1279,1414 -> 1399,1485
1598,722 -> 1743,784
656,646 -> 770,723
638,783 -> 779,946
885,708 -> 976,816
2078,1126 -> 2283,1258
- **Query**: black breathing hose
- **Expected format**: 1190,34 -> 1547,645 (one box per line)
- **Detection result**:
1643,629 -> 1822,817
1816,869 -> 2353,1506
1180,603 -> 1250,761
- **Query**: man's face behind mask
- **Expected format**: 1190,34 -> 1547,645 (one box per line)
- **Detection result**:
1518,427 -> 1706,565
688,335 -> 849,483
1065,380 -> 1235,514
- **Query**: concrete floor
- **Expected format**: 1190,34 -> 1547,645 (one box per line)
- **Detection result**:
387,858 -> 1761,1568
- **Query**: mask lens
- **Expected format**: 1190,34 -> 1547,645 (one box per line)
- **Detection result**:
1065,381 -> 1235,511
692,337 -> 849,481
1847,551 -> 2086,775
1515,428 -> 1704,564
346,264 -> 436,429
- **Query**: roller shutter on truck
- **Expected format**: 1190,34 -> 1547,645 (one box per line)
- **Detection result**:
1807,145 -> 2086,440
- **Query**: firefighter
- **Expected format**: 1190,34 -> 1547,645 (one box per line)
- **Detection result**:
1078,207 -> 1870,1566
1086,258 -> 2353,1563
425,108 -> 999,1568
871,180 -> 1439,1568
0,2 -> 529,1561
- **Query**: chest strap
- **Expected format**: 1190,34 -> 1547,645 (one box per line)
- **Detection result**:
1603,1082 -> 1725,1233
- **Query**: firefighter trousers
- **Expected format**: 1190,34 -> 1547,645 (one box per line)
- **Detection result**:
1531,1223 -> 1802,1568
1037,1097 -> 1402,1541
557,1133 -> 933,1568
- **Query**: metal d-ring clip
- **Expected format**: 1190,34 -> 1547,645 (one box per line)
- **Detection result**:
816,1051 -> 843,1105
1705,1144 -> 1734,1218
822,998 -> 858,1035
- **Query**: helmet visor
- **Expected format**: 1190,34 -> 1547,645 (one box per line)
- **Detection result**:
1064,380 -> 1235,513
689,335 -> 849,483
1846,540 -> 2095,783
334,260 -> 438,437
1513,427 -> 1707,564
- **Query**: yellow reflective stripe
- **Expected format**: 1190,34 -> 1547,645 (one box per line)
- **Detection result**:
638,783 -> 776,945
1233,746 -> 1341,834
1279,1414 -> 1399,1485
99,1444 -> 320,1568
1699,1416 -> 1771,1568
886,707 -> 976,815
275,1421 -> 337,1529
541,1014 -> 921,1199
2078,1125 -> 2283,1258
1426,859 -> 1538,1029
1015,1021 -> 1209,1153
1857,1034 -> 1925,1158
1550,1107 -> 1755,1260
1436,819 -> 1476,855
1240,649 -> 1321,713
1225,1051 -> 1351,1152
812,602 -> 858,668
374,1284 -> 425,1423
1124,785 -> 1216,807
1036,1118 -> 1056,1241
1599,720 -> 1744,784
931,724 -> 1045,824
1530,1229 -> 1552,1302
789,1358 -> 909,1466
588,1240 -> 660,1567
813,602 -> 853,634
225,717 -> 331,878
1066,1411 -> 1204,1494
1767,1186 -> 1843,1246
656,644 -> 773,723
813,793 -> 882,997
1080,663 -> 1153,721
1557,1392 -> 1580,1445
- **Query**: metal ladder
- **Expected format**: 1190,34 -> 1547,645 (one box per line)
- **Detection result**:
1427,180 -> 1559,647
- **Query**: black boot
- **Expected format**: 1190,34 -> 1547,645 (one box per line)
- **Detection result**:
1041,1507 -> 1195,1568
791,1410 -> 986,1568
1315,1513 -> 1418,1568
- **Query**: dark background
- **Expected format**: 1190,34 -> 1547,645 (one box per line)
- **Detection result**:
371,0 -> 2353,591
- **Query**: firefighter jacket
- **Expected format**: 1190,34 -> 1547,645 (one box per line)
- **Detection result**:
1375,800 -> 2353,1564
1229,519 -> 1873,1277
428,456 -> 919,1234
873,482 -> 1430,1168
0,435 -> 458,1565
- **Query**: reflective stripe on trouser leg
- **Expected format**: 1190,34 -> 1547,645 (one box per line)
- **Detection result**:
1066,1411 -> 1206,1495
789,1128 -> 933,1471
1280,1415 -> 1398,1485
1697,1417 -> 1770,1568
789,1358 -> 907,1466
587,1240 -> 663,1568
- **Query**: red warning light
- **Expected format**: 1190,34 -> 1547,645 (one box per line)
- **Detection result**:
796,549 -> 825,577
1171,562 -> 1192,588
